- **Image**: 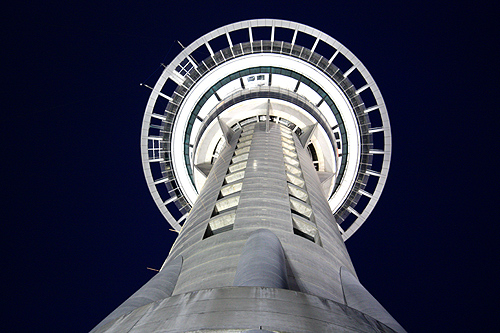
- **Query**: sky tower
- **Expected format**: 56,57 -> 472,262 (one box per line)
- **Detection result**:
93,19 -> 404,332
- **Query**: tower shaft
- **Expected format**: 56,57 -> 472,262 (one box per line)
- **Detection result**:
169,121 -> 354,299
94,19 -> 405,333
93,121 -> 404,332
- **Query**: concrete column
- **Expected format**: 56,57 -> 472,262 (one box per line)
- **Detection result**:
234,228 -> 288,289
234,122 -> 293,233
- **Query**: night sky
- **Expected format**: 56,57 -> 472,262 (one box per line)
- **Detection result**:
4,1 -> 498,331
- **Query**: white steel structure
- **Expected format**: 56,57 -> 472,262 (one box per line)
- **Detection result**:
93,19 -> 404,333
141,19 -> 391,240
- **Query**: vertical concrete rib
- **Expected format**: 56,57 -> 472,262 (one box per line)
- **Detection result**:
234,229 -> 289,289
167,130 -> 240,260
293,132 -> 356,275
234,122 -> 293,232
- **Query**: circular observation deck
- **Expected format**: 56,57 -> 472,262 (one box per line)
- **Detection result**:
141,19 -> 391,240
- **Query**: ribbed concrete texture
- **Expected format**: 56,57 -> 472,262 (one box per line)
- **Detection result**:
94,123 -> 404,332
93,287 -> 398,332
234,229 -> 288,289
234,123 -> 292,233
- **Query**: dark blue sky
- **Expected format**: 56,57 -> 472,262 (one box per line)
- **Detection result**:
3,1 -> 498,331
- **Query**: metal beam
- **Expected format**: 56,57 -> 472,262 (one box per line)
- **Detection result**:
299,123 -> 318,148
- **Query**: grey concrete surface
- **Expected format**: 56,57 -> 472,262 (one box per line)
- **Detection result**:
95,123 -> 403,332
95,286 -> 397,332
234,229 -> 288,289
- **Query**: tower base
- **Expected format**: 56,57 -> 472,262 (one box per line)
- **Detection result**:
93,287 -> 396,332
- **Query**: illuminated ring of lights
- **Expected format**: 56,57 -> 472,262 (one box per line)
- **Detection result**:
141,19 -> 391,240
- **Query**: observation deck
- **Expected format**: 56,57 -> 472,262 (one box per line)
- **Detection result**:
141,19 -> 391,240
